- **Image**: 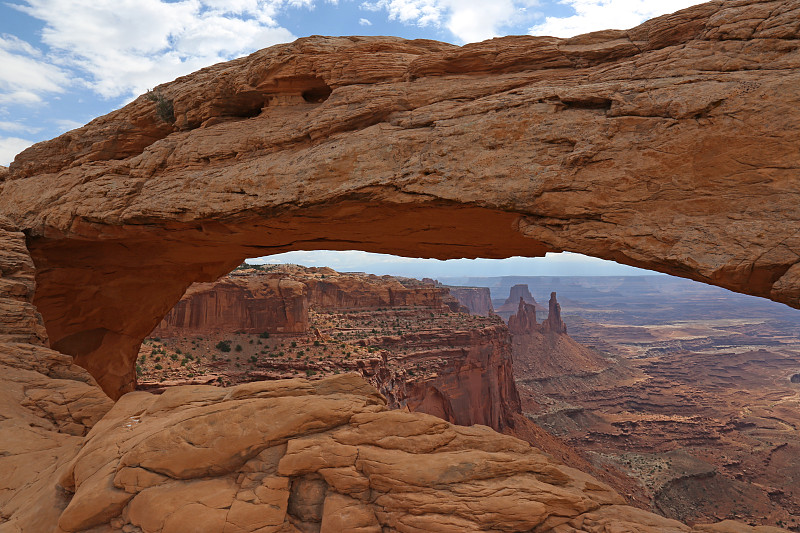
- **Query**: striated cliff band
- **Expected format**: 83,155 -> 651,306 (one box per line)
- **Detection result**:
145,264 -> 515,431
0,0 -> 798,531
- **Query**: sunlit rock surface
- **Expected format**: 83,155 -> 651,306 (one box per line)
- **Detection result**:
0,0 -> 797,530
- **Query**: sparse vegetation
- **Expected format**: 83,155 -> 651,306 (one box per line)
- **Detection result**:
216,341 -> 231,352
144,90 -> 175,123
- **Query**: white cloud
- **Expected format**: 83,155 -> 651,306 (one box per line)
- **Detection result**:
0,33 -> 71,106
0,120 -> 42,134
529,0 -> 707,37
0,136 -> 36,166
12,0 -> 300,99
359,17 -> 372,25
360,0 -> 540,43
53,118 -> 84,132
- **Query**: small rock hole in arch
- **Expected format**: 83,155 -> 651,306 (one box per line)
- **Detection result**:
302,84 -> 332,104
791,373 -> 800,383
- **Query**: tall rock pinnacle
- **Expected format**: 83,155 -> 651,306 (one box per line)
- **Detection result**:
542,292 -> 567,334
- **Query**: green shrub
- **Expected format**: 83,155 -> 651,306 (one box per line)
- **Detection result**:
216,341 -> 231,352
235,344 -> 243,352
144,90 -> 175,123
259,331 -> 270,339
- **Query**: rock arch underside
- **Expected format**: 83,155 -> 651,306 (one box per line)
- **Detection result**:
0,0 -> 799,531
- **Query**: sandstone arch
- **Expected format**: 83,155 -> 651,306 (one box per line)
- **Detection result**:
1,0 -> 799,399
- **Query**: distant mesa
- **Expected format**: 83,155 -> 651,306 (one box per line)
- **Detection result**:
495,284 -> 538,321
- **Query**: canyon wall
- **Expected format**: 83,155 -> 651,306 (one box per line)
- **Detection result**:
369,322 -> 520,431
447,286 -> 495,316
147,265 -> 518,433
152,274 -> 309,336
304,272 -> 464,312
151,265 -> 464,338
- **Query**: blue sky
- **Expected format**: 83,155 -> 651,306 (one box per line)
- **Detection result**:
0,0 -> 704,277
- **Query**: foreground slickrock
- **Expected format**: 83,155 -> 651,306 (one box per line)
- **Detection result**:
54,374 -> 621,532
0,0 -> 798,398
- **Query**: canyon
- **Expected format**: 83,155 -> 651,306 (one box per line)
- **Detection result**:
474,274 -> 800,528
0,0 -> 798,530
143,264 -> 517,431
141,263 -> 800,528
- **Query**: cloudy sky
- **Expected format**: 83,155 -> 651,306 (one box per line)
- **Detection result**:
0,0 -> 703,277
250,251 -> 657,278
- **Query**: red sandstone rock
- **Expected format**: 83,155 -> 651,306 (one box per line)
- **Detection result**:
152,273 -> 308,336
147,265 -> 519,433
508,291 -> 609,381
509,297 -> 539,335
0,1 -> 797,397
542,291 -> 567,334
496,284 -> 538,321
0,216 -> 786,532
447,286 -> 495,316
371,322 -> 521,431
152,264 -> 465,339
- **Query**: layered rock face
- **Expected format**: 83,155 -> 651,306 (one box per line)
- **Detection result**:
369,322 -> 520,431
0,0 -> 798,397
144,266 -> 519,432
446,286 -> 495,316
509,298 -> 539,335
152,264 -> 465,338
152,273 -> 309,336
542,291 -> 567,334
302,268 -> 465,312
